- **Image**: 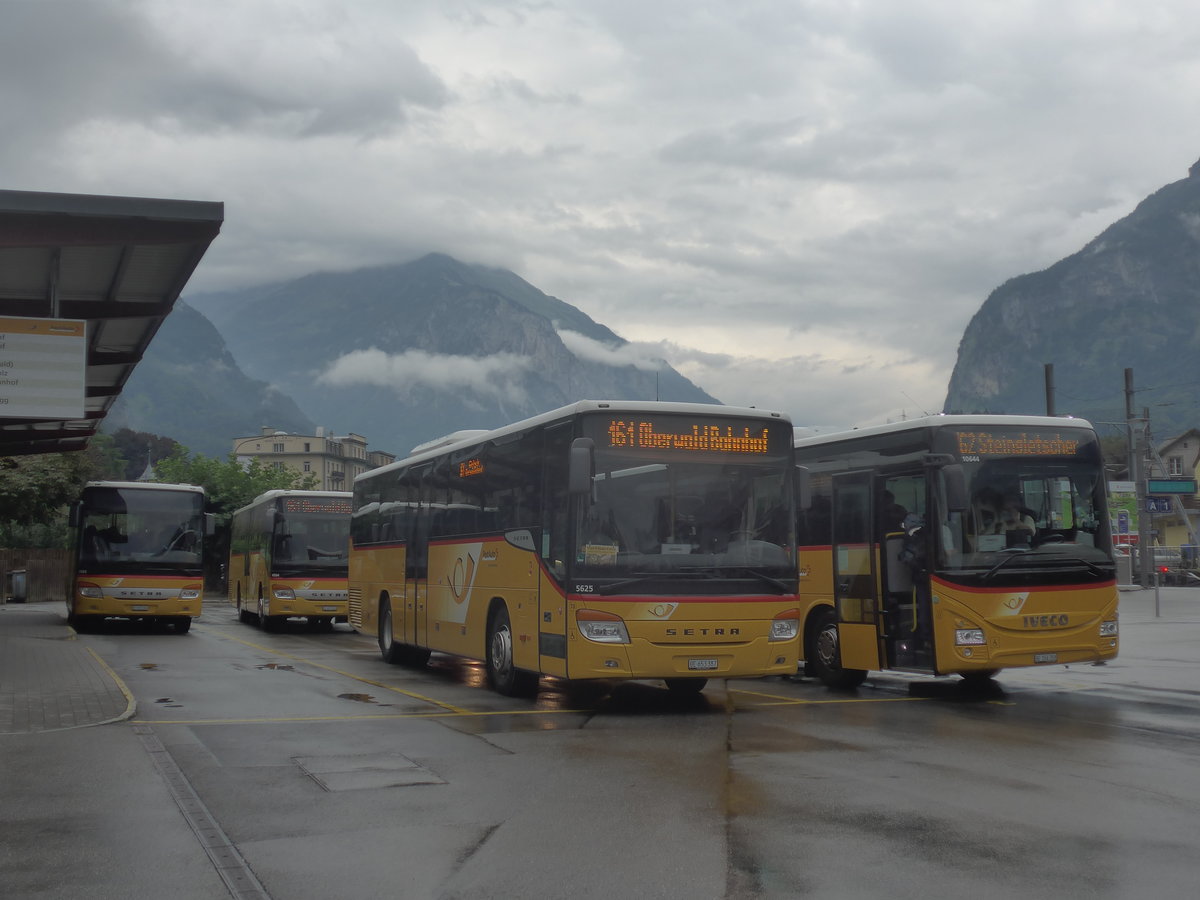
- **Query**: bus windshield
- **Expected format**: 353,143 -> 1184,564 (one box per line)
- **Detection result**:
574,414 -> 795,586
272,496 -> 352,570
934,446 -> 1113,581
79,486 -> 204,568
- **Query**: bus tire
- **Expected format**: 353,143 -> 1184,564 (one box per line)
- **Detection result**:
173,617 -> 192,634
486,604 -> 536,697
665,678 -> 707,694
808,607 -> 867,689
378,599 -> 405,664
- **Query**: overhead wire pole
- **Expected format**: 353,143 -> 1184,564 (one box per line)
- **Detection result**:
1125,370 -> 1151,588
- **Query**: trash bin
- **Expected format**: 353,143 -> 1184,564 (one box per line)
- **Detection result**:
6,569 -> 28,603
1114,552 -> 1132,587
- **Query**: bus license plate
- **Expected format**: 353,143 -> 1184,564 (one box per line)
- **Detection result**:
321,606 -> 338,612
1034,652 -> 1058,664
688,658 -> 718,671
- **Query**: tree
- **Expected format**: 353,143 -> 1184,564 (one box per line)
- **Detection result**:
152,447 -> 319,522
0,439 -> 128,548
108,428 -> 182,481
1099,433 -> 1132,480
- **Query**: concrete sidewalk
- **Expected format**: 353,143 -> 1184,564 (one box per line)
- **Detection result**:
0,601 -> 133,734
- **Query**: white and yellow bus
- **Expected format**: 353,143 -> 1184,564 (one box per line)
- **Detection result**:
350,400 -> 801,695
794,415 -> 1119,687
68,481 -> 211,633
229,490 -> 352,631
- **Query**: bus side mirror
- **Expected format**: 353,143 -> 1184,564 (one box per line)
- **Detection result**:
796,465 -> 811,510
568,438 -> 595,498
943,464 -> 967,512
204,513 -> 217,536
68,503 -> 80,528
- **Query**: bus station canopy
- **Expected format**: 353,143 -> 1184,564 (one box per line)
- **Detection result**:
0,189 -> 223,456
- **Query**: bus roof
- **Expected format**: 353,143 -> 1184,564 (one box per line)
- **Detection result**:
83,481 -> 205,494
358,399 -> 792,485
793,414 -> 1096,449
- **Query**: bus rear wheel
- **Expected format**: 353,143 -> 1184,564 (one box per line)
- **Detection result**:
486,604 -> 536,697
378,600 -> 430,666
808,607 -> 867,689
379,601 -> 404,664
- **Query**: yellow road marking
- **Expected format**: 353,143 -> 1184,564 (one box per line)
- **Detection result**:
195,623 -> 471,714
730,686 -> 930,705
85,646 -> 137,724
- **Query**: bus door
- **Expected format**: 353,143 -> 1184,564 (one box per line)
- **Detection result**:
410,498 -> 431,649
831,472 -> 883,672
538,422 -> 572,678
878,472 -> 934,673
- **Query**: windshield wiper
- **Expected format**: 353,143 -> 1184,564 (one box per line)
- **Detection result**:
677,565 -> 791,592
981,548 -> 1031,581
595,575 -> 659,595
594,568 -> 791,594
981,548 -> 1107,581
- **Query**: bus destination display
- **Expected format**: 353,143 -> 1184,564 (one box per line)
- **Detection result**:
605,419 -> 772,454
283,496 -> 352,515
954,430 -> 1081,459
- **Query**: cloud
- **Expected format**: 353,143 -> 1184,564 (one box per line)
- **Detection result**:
8,0 -> 1200,430
317,347 -> 533,404
556,329 -> 664,371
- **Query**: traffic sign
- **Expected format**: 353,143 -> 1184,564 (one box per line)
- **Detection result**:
1146,497 -> 1172,513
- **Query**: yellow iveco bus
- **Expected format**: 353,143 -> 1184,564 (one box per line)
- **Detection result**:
794,415 -> 1119,687
68,481 -> 212,633
350,400 -> 801,696
229,490 -> 353,631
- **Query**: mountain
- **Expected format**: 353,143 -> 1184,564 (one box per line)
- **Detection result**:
944,161 -> 1200,439
186,253 -> 717,456
103,301 -> 316,456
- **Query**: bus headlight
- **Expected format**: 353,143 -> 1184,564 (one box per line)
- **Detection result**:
273,587 -> 296,601
1099,619 -> 1118,637
77,584 -> 103,599
180,588 -> 201,601
955,628 -> 986,646
577,609 -> 630,644
769,609 -> 800,642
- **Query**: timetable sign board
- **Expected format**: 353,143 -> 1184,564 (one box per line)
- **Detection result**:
0,316 -> 87,419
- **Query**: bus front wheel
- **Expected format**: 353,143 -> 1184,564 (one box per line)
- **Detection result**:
486,604 -> 536,697
808,607 -> 867,689
173,617 -> 192,634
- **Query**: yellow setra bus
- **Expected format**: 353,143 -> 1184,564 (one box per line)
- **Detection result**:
350,400 -> 801,695
794,414 -> 1120,687
228,490 -> 353,631
68,481 -> 211,633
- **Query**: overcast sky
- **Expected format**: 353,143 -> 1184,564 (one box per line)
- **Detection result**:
6,0 -> 1200,429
